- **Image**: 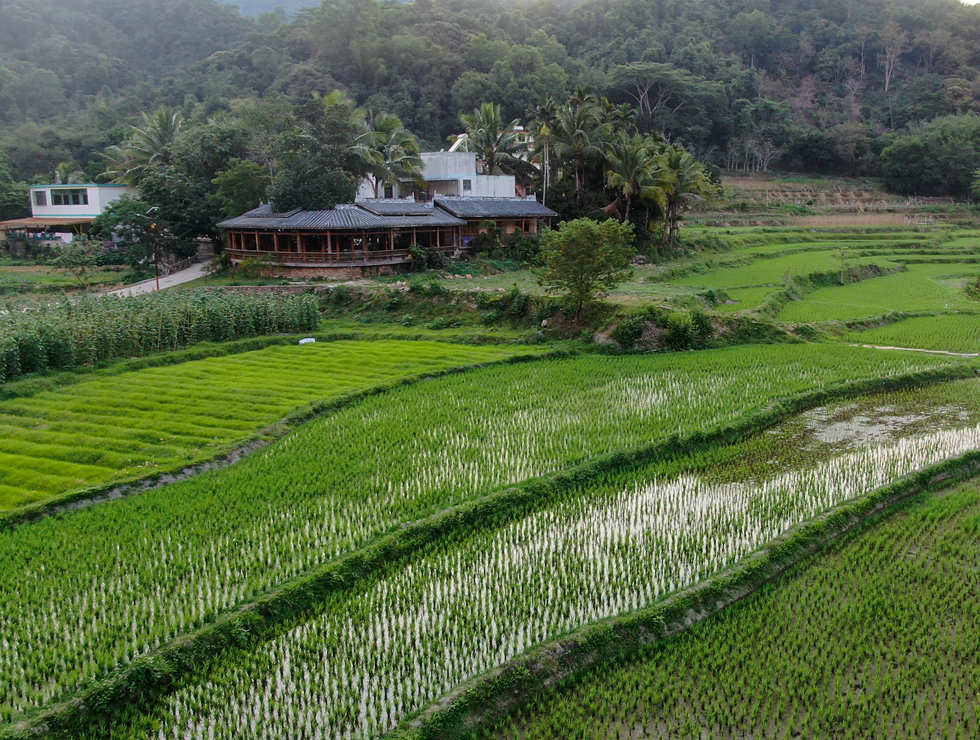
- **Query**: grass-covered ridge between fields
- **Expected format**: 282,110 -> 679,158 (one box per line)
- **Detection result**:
0,346 -> 973,733
0,339 -> 543,512
83,382 -> 980,739
478,473 -> 980,739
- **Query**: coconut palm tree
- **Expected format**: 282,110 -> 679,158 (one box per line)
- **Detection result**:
531,98 -> 561,205
604,133 -> 659,223
459,102 -> 527,176
550,97 -> 605,209
352,111 -> 424,198
651,145 -> 718,246
101,108 -> 184,185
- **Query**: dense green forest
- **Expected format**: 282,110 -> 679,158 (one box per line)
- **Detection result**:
2,0 -> 979,218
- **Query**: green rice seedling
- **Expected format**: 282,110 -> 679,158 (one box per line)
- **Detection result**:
0,340 -> 533,509
485,475 -> 980,739
779,263 -> 980,322
844,314 -> 979,354
123,425 -> 980,739
0,345 -> 967,722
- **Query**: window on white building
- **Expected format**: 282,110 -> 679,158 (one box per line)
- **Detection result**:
462,179 -> 472,192
51,189 -> 88,206
33,191 -> 47,206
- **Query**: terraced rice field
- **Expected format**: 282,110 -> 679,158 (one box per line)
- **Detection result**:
778,263 -> 980,322
0,340 -> 537,510
485,474 -> 980,739
670,251 -> 898,289
85,378 -> 980,739
846,314 -> 979,354
714,286 -> 779,313
0,345 -> 963,725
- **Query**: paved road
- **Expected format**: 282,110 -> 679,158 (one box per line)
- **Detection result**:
105,262 -> 209,296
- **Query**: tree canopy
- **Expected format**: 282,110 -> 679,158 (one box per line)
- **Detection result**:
1,0 -> 978,191
538,218 -> 636,320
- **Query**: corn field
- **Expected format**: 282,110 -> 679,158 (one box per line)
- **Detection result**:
0,291 -> 320,382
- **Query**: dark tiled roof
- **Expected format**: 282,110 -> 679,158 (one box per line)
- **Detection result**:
217,203 -> 464,231
434,197 -> 556,219
358,199 -> 432,216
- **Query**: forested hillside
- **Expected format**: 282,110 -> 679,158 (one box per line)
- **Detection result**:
1,0 -> 978,188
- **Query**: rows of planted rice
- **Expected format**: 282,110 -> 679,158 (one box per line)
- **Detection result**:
0,340 -> 532,510
107,423 -> 980,739
778,262 -> 980,322
670,250 -> 898,289
487,475 -> 980,739
0,345 -> 960,720
845,314 -> 979,354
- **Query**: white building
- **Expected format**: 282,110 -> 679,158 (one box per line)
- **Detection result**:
28,183 -> 137,220
0,183 -> 138,243
357,151 -> 517,202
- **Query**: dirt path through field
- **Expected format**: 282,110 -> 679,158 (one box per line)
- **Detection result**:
849,343 -> 979,358
105,261 -> 209,296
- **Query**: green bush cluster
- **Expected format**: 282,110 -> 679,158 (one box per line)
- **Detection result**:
477,286 -> 535,325
611,307 -> 715,351
0,291 -> 320,383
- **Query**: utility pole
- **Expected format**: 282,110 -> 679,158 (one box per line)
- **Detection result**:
152,221 -> 160,292
145,206 -> 160,292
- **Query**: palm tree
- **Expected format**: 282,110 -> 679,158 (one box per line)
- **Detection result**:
550,98 -> 604,209
604,133 -> 658,223
459,103 -> 527,176
652,145 -> 718,246
101,108 -> 184,185
352,111 -> 424,198
54,161 -> 86,184
531,98 -> 560,206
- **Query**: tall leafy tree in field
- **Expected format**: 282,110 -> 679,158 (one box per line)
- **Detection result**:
0,152 -> 28,219
459,102 -> 527,176
211,159 -> 270,217
538,217 -> 635,321
268,92 -> 360,211
879,114 -> 980,198
352,111 -> 424,197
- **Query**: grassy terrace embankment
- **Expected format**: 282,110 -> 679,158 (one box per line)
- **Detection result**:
0,345 -> 974,735
476,473 -> 980,739
0,339 -> 542,512
82,380 -> 980,739
778,262 -> 980,322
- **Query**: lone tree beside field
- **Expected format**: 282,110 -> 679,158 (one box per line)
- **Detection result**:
538,217 -> 635,321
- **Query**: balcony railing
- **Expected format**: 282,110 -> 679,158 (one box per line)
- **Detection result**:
226,246 -> 461,265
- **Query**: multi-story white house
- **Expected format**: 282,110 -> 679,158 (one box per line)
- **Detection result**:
356,151 -> 518,202
0,183 -> 138,244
